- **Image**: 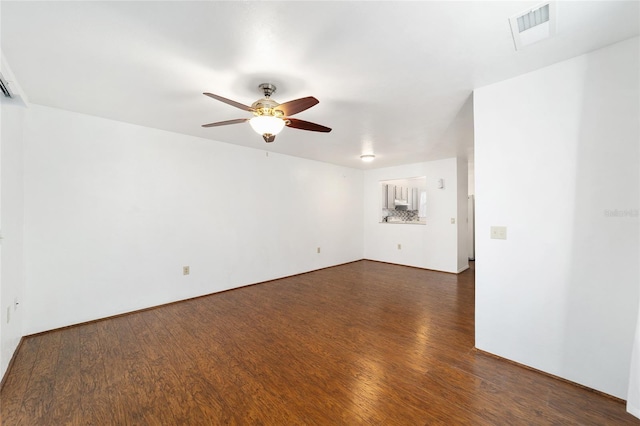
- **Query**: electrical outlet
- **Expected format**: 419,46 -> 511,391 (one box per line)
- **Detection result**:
490,226 -> 507,240
183,266 -> 190,275
451,218 -> 456,224
397,243 -> 402,250
317,247 -> 321,254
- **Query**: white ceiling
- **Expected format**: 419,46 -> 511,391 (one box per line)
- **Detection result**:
1,1 -> 638,169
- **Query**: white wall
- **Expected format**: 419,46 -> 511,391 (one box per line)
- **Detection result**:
0,99 -> 26,378
22,105 -> 364,334
363,158 -> 464,273
474,37 -> 639,399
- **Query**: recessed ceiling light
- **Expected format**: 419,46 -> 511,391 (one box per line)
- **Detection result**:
360,154 -> 375,162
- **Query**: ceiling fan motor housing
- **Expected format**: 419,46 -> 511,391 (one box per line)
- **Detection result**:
251,98 -> 284,118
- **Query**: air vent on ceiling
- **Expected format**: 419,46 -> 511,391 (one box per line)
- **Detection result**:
509,2 -> 556,51
0,72 -> 13,98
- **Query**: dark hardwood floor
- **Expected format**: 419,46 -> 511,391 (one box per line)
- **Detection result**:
1,260 -> 638,425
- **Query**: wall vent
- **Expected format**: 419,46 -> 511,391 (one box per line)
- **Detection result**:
517,4 -> 550,32
509,2 -> 556,51
0,72 -> 13,98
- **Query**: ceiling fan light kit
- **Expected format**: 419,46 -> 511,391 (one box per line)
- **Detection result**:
202,83 -> 331,143
249,116 -> 286,139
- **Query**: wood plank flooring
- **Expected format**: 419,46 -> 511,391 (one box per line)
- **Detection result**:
1,260 -> 638,424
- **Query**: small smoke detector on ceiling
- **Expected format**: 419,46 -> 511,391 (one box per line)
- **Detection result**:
509,2 -> 556,51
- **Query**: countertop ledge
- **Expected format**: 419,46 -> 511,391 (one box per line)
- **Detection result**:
380,221 -> 426,225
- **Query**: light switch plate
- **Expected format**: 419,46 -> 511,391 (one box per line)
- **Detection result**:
490,226 -> 507,240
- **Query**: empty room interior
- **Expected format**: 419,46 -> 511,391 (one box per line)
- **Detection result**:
1,1 -> 639,424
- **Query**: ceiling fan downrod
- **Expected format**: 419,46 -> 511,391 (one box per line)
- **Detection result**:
258,83 -> 276,98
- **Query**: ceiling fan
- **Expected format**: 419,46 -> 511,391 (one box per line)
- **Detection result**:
202,83 -> 332,143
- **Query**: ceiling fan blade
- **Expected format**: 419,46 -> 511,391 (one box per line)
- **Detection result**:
201,118 -> 249,128
286,118 -> 332,133
276,97 -> 319,116
203,92 -> 254,111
